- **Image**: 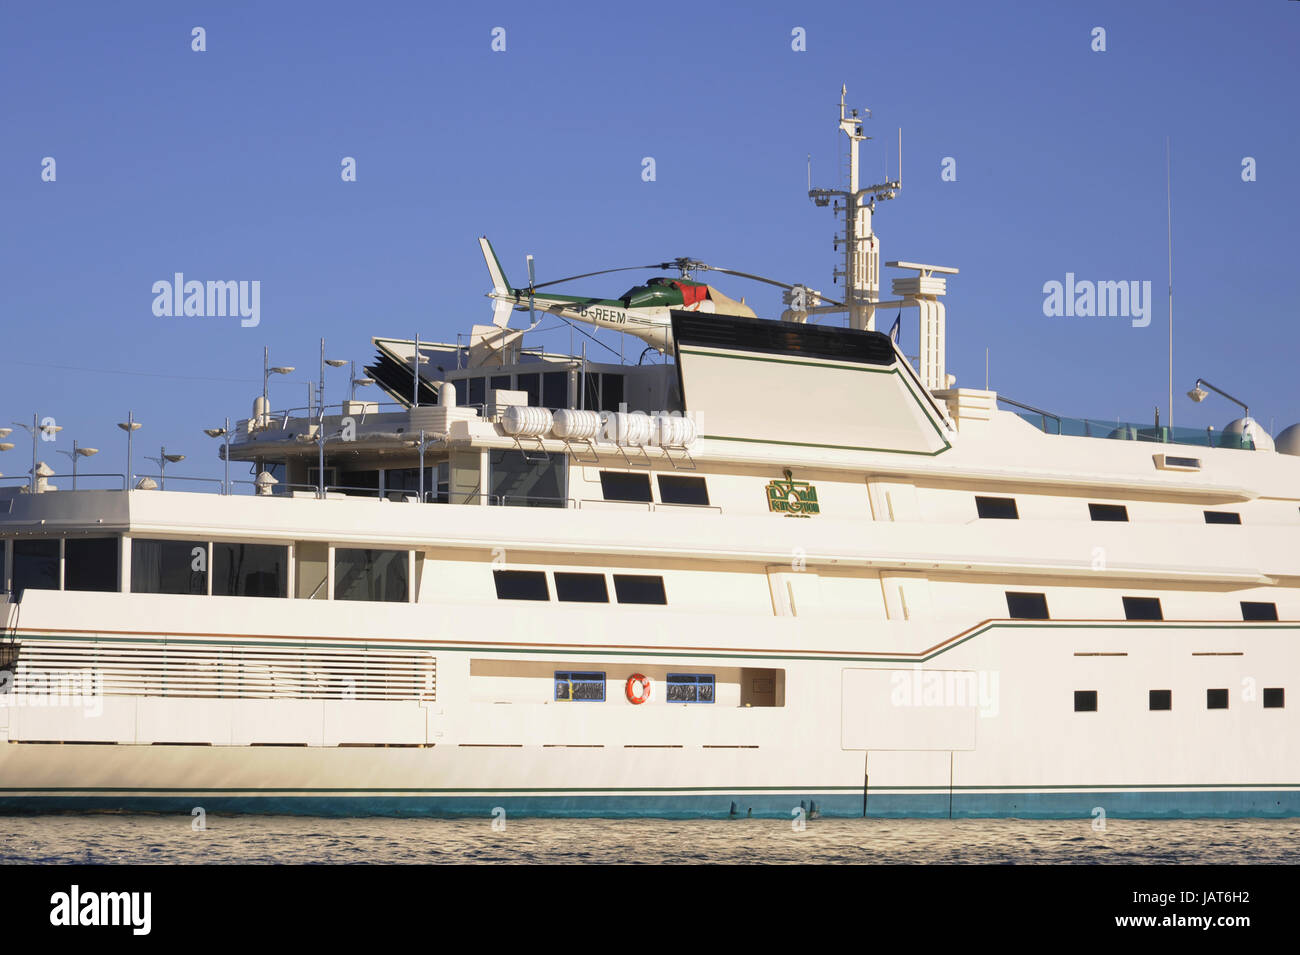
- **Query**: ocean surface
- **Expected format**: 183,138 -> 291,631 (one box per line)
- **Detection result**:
1,814 -> 1297,864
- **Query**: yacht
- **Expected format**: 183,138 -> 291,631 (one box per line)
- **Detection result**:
1,90 -> 1297,818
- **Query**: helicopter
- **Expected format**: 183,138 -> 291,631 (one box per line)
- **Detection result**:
477,237 -> 840,354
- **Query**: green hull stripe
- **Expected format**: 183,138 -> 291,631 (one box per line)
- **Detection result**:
11,621 -> 1299,665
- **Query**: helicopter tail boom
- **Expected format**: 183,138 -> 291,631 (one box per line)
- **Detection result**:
478,236 -> 515,327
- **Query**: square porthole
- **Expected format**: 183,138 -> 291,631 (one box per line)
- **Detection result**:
1149,689 -> 1172,711
1263,688 -> 1285,709
1206,688 -> 1229,710
1074,690 -> 1097,712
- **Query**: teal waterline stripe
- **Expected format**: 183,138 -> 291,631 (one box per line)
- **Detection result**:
0,783 -> 1295,795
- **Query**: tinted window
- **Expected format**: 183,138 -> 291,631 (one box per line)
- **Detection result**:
600,471 -> 652,503
1149,689 -> 1172,711
554,671 -> 605,702
1263,688 -> 1285,709
490,375 -> 512,391
542,371 -> 567,409
65,537 -> 119,592
1207,688 -> 1229,710
1088,503 -> 1129,522
334,548 -> 409,602
466,377 -> 486,407
489,449 -> 566,508
131,539 -> 207,595
975,496 -> 1018,519
1123,596 -> 1163,621
1241,601 -> 1278,621
1204,511 -> 1241,525
516,373 -> 540,407
214,543 -> 287,598
554,572 -> 608,603
600,374 -> 624,413
1006,592 -> 1049,620
613,574 -> 666,605
12,539 -> 60,595
1074,690 -> 1097,712
493,570 -> 548,601
667,673 -> 714,703
657,475 -> 709,506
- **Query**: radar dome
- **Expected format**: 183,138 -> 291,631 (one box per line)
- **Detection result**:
1275,423 -> 1300,456
1223,417 -> 1274,452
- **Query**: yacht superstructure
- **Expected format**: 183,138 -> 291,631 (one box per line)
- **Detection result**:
1,91 -> 1297,818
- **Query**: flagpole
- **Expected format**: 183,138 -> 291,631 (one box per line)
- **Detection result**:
1167,136 -> 1174,430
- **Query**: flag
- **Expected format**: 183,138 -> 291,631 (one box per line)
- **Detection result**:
888,313 -> 901,344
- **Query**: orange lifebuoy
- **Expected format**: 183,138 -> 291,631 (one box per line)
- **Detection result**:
626,673 -> 651,704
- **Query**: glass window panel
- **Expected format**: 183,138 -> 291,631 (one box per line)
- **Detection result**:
489,450 -> 566,507
542,371 -> 567,409
65,537 -> 119,592
13,539 -> 60,595
130,539 -> 207,595
613,574 -> 667,605
599,471 -> 651,503
493,570 -> 549,601
517,373 -> 540,407
334,548 -> 409,602
214,543 -> 287,598
553,572 -> 608,603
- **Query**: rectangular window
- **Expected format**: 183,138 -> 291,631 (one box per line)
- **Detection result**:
1088,503 -> 1129,522
553,572 -> 609,603
1206,688 -> 1229,710
489,449 -> 566,508
1241,601 -> 1278,621
657,475 -> 710,507
542,371 -> 567,410
666,673 -> 715,703
1074,690 -> 1098,712
975,496 -> 1018,519
1263,688 -> 1285,709
600,374 -> 624,413
64,537 -> 119,593
213,543 -> 288,598
1122,596 -> 1163,621
490,374 -> 512,391
1204,510 -> 1242,525
554,671 -> 605,702
493,569 -> 549,601
1005,592 -> 1050,620
466,377 -> 486,407
130,539 -> 208,595
516,373 -> 540,407
12,539 -> 60,595
0,542 -> 6,596
1149,689 -> 1172,711
600,471 -> 652,503
334,548 -> 409,602
613,574 -> 667,605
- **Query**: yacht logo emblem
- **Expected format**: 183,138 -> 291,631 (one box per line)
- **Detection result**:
766,469 -> 820,517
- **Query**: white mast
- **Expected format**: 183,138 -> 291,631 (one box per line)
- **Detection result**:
808,86 -> 899,331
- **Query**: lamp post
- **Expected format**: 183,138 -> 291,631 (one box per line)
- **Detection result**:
55,441 -> 99,491
145,446 -> 185,491
263,346 -> 296,410
344,361 -> 375,402
324,352 -> 350,414
116,411 -> 142,487
1187,379 -> 1248,419
203,418 -> 232,494
11,414 -> 63,492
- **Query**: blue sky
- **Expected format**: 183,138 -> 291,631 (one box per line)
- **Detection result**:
2,1 -> 1297,483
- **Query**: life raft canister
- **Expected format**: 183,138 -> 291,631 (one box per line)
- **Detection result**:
626,674 -> 651,704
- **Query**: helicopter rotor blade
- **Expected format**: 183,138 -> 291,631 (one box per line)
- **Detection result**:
531,265 -> 670,290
